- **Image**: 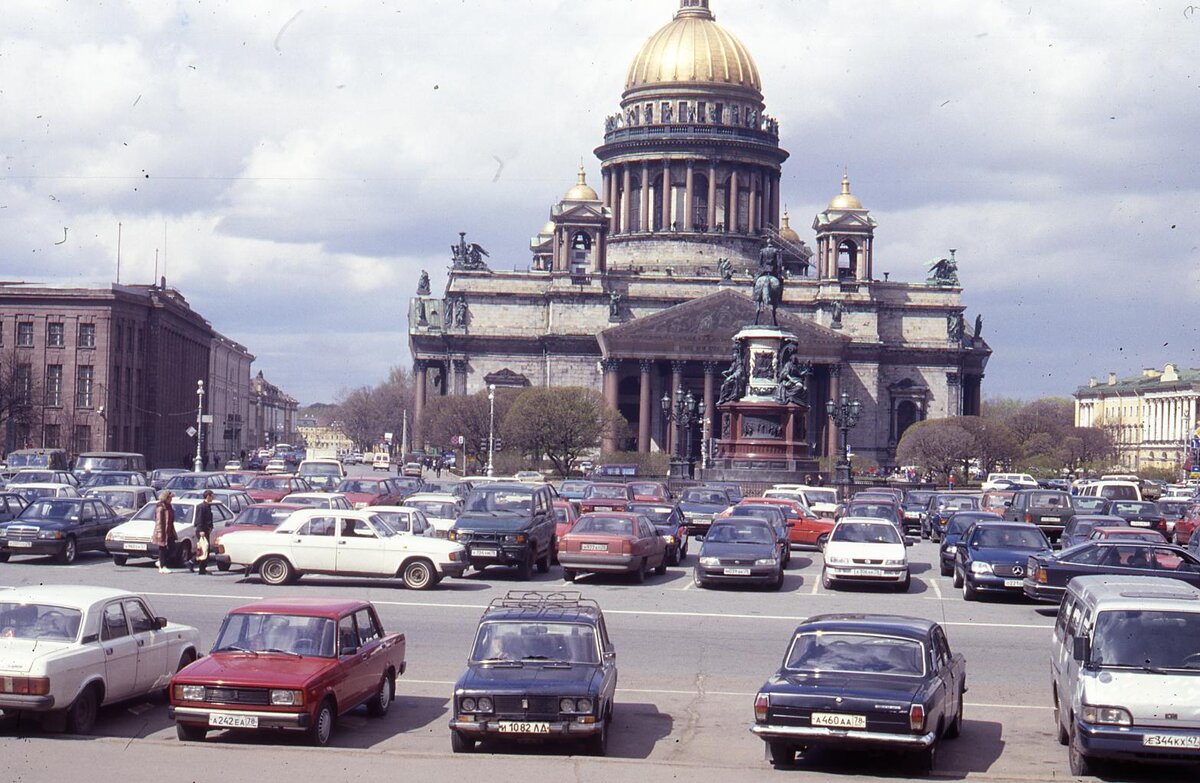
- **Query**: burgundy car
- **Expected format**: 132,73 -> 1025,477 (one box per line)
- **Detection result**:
557,512 -> 667,583
334,477 -> 404,509
245,476 -> 307,503
578,483 -> 634,514
169,598 -> 407,747
627,481 -> 670,503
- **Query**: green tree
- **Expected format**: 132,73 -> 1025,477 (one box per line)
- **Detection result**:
895,418 -> 977,480
501,387 -> 626,478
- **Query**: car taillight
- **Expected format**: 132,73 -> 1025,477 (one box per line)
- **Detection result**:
0,676 -> 50,695
909,703 -> 926,731
1025,513 -> 1033,523
754,693 -> 769,722
621,539 -> 632,554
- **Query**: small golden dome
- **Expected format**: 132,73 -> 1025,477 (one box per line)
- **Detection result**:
626,1 -> 761,93
564,165 -> 599,201
779,208 -> 801,242
828,173 -> 864,211
539,220 -> 556,236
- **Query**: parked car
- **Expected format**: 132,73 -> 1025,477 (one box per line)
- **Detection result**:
177,488 -> 254,515
449,591 -> 616,754
0,585 -> 200,734
334,477 -> 405,509
694,517 -> 784,590
7,483 -> 82,503
626,481 -> 670,503
219,508 -> 466,590
557,480 -> 592,501
72,451 -> 146,477
723,504 -> 792,566
924,494 -> 981,541
243,475 -> 305,503
1071,496 -> 1112,515
841,499 -> 903,529
149,468 -> 187,491
1173,502 -> 1200,546
82,486 -> 157,521
1059,515 -> 1128,550
364,505 -> 437,539
628,502 -> 689,565
1157,498 -> 1192,535
0,497 -> 124,564
1024,541 -> 1200,602
982,472 -> 1038,491
952,521 -> 1053,601
279,492 -> 353,510
769,485 -> 838,519
211,502 -> 305,572
450,483 -> 557,578
297,458 -> 345,487
751,614 -> 965,771
79,471 -> 147,488
13,469 -> 79,488
980,490 -> 1015,516
5,448 -> 69,471
1089,526 -> 1166,544
551,498 -> 582,539
938,511 -> 1003,576
169,598 -> 406,746
701,481 -> 744,504
106,498 -> 234,567
901,489 -> 937,533
821,517 -> 912,591
557,512 -> 667,582
421,479 -> 471,501
401,493 -> 462,537
164,472 -> 232,491
1108,500 -> 1168,536
677,486 -> 733,535
578,483 -> 634,514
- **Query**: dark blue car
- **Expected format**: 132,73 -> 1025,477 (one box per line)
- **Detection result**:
694,517 -> 783,589
628,502 -> 690,565
1058,514 -> 1127,550
938,511 -> 1002,576
953,521 -> 1051,601
677,486 -> 733,535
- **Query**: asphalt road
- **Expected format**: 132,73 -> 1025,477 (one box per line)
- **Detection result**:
0,493 -> 1191,781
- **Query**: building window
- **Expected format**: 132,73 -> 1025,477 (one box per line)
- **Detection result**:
45,365 -> 63,407
78,323 -> 96,348
16,322 -> 33,347
43,424 -> 61,449
73,425 -> 92,453
116,324 -> 124,354
15,364 -> 33,405
47,322 -> 65,347
76,366 -> 94,408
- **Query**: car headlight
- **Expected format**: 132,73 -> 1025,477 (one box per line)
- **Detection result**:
755,557 -> 778,566
503,534 -> 527,544
107,531 -> 124,541
448,530 -> 459,541
0,529 -> 7,537
1082,705 -> 1132,726
944,544 -> 957,554
177,684 -> 206,702
476,696 -> 493,713
38,530 -> 63,539
969,561 -> 994,575
882,559 -> 906,566
449,549 -> 463,562
560,697 -> 577,712
576,697 -> 593,713
663,535 -> 675,545
460,697 -> 476,711
698,556 -> 720,566
269,689 -> 303,706
825,555 -> 851,565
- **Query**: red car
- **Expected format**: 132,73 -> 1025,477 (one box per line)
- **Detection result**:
223,470 -> 263,490
578,483 -> 634,514
211,502 -> 304,572
169,597 -> 407,747
1172,503 -> 1200,546
335,477 -> 405,509
1090,526 -> 1168,544
557,512 -> 667,583
552,499 -> 581,539
627,481 -> 670,503
718,497 -> 836,550
245,475 -> 307,503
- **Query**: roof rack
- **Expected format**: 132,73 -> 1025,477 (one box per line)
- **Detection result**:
487,590 -> 601,613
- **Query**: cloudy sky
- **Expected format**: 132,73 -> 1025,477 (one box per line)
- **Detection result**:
3,0 -> 1197,404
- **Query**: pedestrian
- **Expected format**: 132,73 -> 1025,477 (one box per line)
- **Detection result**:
152,491 -> 178,573
435,457 -> 443,478
192,489 -> 215,575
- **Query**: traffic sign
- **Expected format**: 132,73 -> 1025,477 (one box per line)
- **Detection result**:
185,426 -> 197,438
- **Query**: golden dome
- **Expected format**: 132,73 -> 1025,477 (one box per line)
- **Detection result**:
564,165 -> 599,201
828,173 -> 864,210
539,220 -> 555,236
626,1 -> 761,93
779,208 -> 801,242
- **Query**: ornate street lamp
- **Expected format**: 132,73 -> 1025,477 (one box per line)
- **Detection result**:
661,387 -> 705,479
193,379 -> 206,472
486,384 -> 497,478
826,391 -> 863,500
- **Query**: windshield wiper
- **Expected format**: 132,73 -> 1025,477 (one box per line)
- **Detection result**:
262,647 -> 302,658
521,655 -> 553,660
214,645 -> 257,655
478,658 -> 523,667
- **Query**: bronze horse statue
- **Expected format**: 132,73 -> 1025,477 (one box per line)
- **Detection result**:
753,238 -> 784,326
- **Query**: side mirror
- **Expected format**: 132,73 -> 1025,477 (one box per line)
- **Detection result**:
1072,636 -> 1089,663
342,645 -> 359,656
156,617 -> 169,629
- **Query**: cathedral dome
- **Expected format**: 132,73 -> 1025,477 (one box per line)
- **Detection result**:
564,165 -> 599,201
828,173 -> 864,211
626,1 -> 761,95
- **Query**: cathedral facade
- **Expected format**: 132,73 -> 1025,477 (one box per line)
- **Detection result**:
408,0 -> 990,470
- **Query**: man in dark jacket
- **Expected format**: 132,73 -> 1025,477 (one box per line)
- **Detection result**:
193,490 -> 215,575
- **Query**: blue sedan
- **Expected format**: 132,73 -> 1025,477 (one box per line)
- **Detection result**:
938,511 -> 1002,576
953,521 -> 1052,601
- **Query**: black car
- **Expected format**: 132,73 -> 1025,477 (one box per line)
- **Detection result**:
938,511 -> 1002,576
79,470 -> 147,488
702,481 -> 743,504
751,614 -> 966,772
390,476 -> 425,499
149,468 -> 187,490
677,487 -> 733,535
728,505 -> 790,566
627,502 -> 689,565
1024,541 -> 1200,602
924,494 -> 980,541
952,521 -> 1052,601
0,492 -> 28,524
449,591 -> 616,755
694,518 -> 784,589
1058,514 -> 1128,550
1004,489 -> 1074,543
450,483 -> 556,578
0,497 -> 122,564
901,490 -> 936,534
1108,500 -> 1167,535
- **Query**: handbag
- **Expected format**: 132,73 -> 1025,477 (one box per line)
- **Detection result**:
195,534 -> 210,562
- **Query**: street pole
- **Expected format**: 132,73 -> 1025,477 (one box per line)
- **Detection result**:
194,379 -> 205,472
486,384 -> 496,478
826,391 -> 863,502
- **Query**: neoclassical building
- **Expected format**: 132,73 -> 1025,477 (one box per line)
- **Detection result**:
409,0 -> 990,469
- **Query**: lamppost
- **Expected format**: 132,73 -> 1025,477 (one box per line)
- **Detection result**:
193,379 -> 205,472
826,391 -> 863,501
661,387 -> 704,479
486,383 -> 496,478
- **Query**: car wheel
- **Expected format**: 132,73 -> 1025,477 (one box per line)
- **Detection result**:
913,739 -> 938,774
962,576 -> 977,601
176,722 -> 207,742
366,674 -> 393,718
939,560 -> 952,577
174,540 -> 194,569
770,568 -> 784,591
897,573 -> 911,593
920,524 -> 929,540
57,536 -> 78,565
585,706 -> 610,756
258,555 -> 296,586
1054,696 -> 1069,746
535,546 -> 551,574
654,555 -> 667,576
65,686 -> 98,735
667,547 -> 679,567
766,739 -> 795,767
952,566 -> 963,588
816,533 -> 829,552
0,552 -> 9,563
821,568 -> 835,590
217,560 -> 230,572
1068,722 -> 1093,776
451,729 -> 477,753
694,573 -> 709,589
945,689 -> 964,739
563,568 -> 577,583
306,699 -> 335,747
633,558 -> 647,584
515,551 -> 534,581
401,559 -> 435,590
111,554 -> 127,567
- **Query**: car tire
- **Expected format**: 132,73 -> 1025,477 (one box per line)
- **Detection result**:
366,674 -> 393,718
897,573 -> 911,593
64,686 -> 98,735
217,560 -> 230,572
913,740 -> 938,774
816,533 -> 829,552
174,540 -> 194,569
515,551 -> 534,581
654,556 -> 667,576
952,566 -> 963,589
0,552 -> 9,563
771,568 -> 784,591
563,568 -> 577,583
1054,696 -> 1069,746
306,699 -> 335,747
401,559 -> 436,590
945,689 -> 964,739
939,560 -> 952,577
175,721 -> 207,741
633,559 -> 647,584
535,546 -> 551,574
1068,723 -> 1093,776
111,554 -> 127,567
694,574 -> 709,589
962,576 -> 977,601
258,555 -> 296,586
56,536 -> 78,565
667,548 -> 679,567
585,706 -> 610,756
766,739 -> 795,767
821,569 -> 835,590
451,729 -> 476,753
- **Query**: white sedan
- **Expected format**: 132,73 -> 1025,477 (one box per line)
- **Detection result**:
105,498 -> 234,567
821,516 -> 912,592
218,508 -> 468,590
399,493 -> 462,538
0,585 -> 200,733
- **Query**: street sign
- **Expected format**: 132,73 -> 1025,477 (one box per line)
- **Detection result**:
384,432 -> 394,442
200,414 -> 214,424
185,426 -> 198,438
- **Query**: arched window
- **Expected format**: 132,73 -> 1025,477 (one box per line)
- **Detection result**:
570,232 -> 592,273
897,401 -> 920,440
838,240 -> 858,279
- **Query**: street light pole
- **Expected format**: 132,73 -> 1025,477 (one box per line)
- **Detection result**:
194,379 -> 205,472
661,387 -> 704,479
486,384 -> 496,478
825,391 -> 863,501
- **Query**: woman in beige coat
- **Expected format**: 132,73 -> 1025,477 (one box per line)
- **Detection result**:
152,490 -> 177,573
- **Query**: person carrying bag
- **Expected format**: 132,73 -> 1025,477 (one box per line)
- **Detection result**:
193,490 -> 215,575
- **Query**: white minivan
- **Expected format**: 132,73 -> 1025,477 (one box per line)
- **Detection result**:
982,472 -> 1038,491
1078,480 -> 1141,502
1052,575 -> 1200,776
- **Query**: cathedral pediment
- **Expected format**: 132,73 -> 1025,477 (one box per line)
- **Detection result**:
551,203 -> 609,222
598,289 -> 849,362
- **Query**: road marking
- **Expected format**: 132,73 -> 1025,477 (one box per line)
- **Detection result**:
929,577 -> 943,600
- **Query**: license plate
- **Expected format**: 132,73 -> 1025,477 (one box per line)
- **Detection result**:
125,542 -> 148,551
208,712 -> 258,728
1004,579 -> 1023,588
497,721 -> 550,734
811,712 -> 867,729
581,543 -> 608,551
1144,733 -> 1200,749
848,568 -> 885,576
591,506 -> 613,512
723,567 -> 752,576
1130,520 -> 1150,528
1041,516 -> 1061,523
471,548 -> 498,558
7,541 -> 32,548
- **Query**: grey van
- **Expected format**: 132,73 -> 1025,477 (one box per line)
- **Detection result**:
1052,575 -> 1200,775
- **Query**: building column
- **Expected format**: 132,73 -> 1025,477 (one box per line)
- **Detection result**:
684,161 -> 695,232
703,361 -> 718,455
601,358 -> 621,453
641,161 -> 650,232
728,167 -> 740,233
452,359 -> 468,396
707,162 -> 718,229
620,165 -> 632,235
638,359 -> 653,453
413,360 -> 428,450
762,174 -> 772,230
826,364 -> 841,459
770,173 -> 781,228
603,168 -> 615,232
748,169 -> 759,234
661,161 -> 672,231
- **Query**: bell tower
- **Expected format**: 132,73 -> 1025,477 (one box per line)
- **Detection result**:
813,173 -> 877,282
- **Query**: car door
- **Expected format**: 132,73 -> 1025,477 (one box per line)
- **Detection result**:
334,517 -> 391,575
353,608 -> 388,686
931,627 -> 959,724
124,598 -> 171,693
335,613 -> 372,708
99,601 -> 140,701
288,516 -> 339,571
94,500 -> 122,541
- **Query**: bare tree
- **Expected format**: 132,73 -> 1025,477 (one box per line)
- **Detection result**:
501,387 -> 627,477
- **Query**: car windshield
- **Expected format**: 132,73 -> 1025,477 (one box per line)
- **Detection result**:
585,485 -> 628,500
560,482 -> 589,493
405,501 -> 456,518
82,473 -> 133,487
6,454 -> 50,468
85,491 -> 139,509
705,522 -> 774,545
464,487 -> 533,513
167,475 -> 214,489
18,500 -> 81,520
133,503 -> 196,523
337,480 -> 383,494
573,516 -> 635,536
804,490 -> 837,505
12,487 -> 57,502
300,464 -> 340,476
1113,501 -> 1155,515
233,507 -> 296,527
471,621 -> 599,664
785,632 -> 926,677
847,503 -> 895,518
212,612 -> 336,657
392,478 -> 420,491
832,522 -> 902,544
629,506 -> 674,523
0,602 -> 82,642
936,497 -> 979,511
629,483 -> 662,496
248,478 -> 290,490
946,515 -> 987,536
1073,497 -> 1108,512
1158,501 -> 1190,518
905,492 -> 935,506
1091,610 -> 1200,670
682,489 -> 728,504
16,471 -> 55,482
282,495 -> 327,508
971,527 -> 1048,550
